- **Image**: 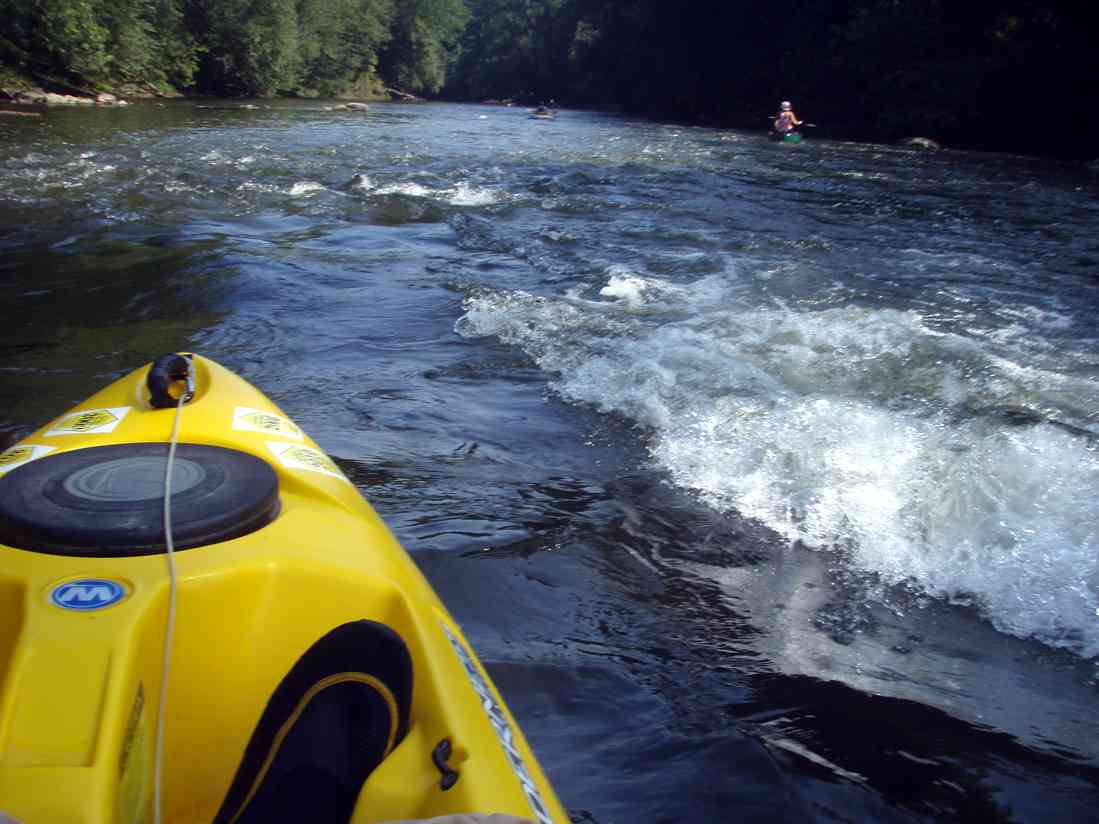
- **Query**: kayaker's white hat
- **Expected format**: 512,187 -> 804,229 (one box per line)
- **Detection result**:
780,101 -> 792,110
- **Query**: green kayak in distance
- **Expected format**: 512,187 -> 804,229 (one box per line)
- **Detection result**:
770,131 -> 803,143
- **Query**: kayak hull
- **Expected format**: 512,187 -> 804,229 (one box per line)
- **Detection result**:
0,354 -> 566,824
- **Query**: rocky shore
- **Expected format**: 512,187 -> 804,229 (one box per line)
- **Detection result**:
1,88 -> 130,108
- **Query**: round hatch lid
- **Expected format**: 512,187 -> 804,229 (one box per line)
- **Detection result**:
0,443 -> 279,556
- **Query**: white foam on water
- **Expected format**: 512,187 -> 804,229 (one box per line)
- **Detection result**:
237,181 -> 279,194
2,151 -> 136,205
445,182 -> 500,206
598,270 -> 670,310
369,178 -> 501,206
457,272 -> 1099,656
374,181 -> 435,198
288,181 -> 325,197
54,156 -> 120,189
199,150 -> 258,169
347,174 -> 373,191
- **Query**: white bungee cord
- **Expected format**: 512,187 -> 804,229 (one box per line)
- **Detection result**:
154,364 -> 192,824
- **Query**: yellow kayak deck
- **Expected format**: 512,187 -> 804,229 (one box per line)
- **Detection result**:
0,354 -> 565,824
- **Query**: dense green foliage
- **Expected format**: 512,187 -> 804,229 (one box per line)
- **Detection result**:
379,0 -> 469,95
296,0 -> 394,96
2,0 -> 1096,157
0,0 -> 199,89
0,0 -> 454,98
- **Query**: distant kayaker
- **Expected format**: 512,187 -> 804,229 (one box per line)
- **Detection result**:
773,100 -> 802,134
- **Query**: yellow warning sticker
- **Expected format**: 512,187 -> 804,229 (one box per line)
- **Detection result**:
47,406 -> 131,436
233,406 -> 303,440
0,444 -> 55,475
266,441 -> 347,481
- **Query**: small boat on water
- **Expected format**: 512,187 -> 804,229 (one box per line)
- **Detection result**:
530,107 -> 554,120
770,131 -> 803,143
0,353 -> 567,824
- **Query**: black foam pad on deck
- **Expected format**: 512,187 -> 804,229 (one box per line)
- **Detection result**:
214,621 -> 414,824
0,443 -> 279,556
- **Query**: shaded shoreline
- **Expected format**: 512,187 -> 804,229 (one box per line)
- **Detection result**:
1,71 -> 1093,167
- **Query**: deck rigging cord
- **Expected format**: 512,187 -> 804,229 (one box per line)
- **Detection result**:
154,361 -> 194,824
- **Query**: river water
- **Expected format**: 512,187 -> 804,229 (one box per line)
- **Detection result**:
2,101 -> 1099,822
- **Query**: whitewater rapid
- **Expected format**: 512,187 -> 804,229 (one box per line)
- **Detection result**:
458,268 -> 1099,657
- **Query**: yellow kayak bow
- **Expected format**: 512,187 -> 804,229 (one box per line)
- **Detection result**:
0,354 -> 566,824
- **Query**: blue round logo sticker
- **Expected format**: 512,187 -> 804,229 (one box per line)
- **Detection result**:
51,579 -> 126,611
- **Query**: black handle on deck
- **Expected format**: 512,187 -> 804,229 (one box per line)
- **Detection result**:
432,738 -> 460,790
147,353 -> 194,409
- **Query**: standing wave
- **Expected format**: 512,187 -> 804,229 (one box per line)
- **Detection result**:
456,271 -> 1099,657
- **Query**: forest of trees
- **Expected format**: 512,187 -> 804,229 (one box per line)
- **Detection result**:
1,0 -> 1096,159
0,0 -> 468,98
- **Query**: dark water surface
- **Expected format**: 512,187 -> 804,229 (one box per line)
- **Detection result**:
3,101 -> 1099,822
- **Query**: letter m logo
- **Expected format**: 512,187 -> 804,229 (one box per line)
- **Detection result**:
51,579 -> 125,611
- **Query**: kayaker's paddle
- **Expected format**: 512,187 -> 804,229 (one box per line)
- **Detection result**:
765,117 -> 816,127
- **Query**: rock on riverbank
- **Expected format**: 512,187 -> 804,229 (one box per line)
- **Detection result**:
0,89 -> 130,107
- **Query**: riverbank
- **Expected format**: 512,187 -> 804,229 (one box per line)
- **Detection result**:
0,65 -> 414,116
0,65 -> 161,112
1,68 -> 1091,166
1,87 -> 132,108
